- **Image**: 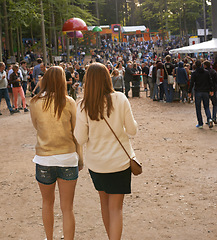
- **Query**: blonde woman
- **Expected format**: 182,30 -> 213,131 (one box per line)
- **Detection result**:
74,63 -> 138,240
30,66 -> 83,240
111,69 -> 124,92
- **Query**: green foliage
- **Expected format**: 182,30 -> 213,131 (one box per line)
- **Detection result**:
0,0 -> 213,56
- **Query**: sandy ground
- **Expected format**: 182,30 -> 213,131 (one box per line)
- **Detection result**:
0,90 -> 217,240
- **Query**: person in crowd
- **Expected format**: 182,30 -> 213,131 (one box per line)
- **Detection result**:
31,63 -> 47,96
111,68 -> 124,92
151,61 -> 158,101
30,66 -> 83,240
74,62 -> 138,240
213,61 -> 217,72
156,62 -> 164,102
203,60 -> 217,124
175,62 -> 189,103
116,62 -> 125,78
0,62 -> 17,115
8,63 -> 23,108
132,63 -> 141,87
19,60 -> 29,96
9,64 -> 29,112
28,67 -> 34,93
81,50 -> 86,64
75,63 -> 85,92
164,55 -> 175,103
106,61 -> 113,74
124,62 -> 134,98
64,64 -> 73,96
188,60 -> 214,129
40,63 -> 47,76
69,67 -> 79,100
148,61 -> 154,98
33,58 -> 43,94
184,63 -> 193,103
141,62 -> 149,91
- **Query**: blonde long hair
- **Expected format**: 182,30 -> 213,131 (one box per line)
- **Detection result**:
31,66 -> 67,119
81,62 -> 114,121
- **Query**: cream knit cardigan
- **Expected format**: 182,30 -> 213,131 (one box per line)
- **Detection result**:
74,92 -> 138,173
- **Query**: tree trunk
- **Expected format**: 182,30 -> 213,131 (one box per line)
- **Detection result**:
211,0 -> 217,60
20,26 -> 24,59
115,0 -> 118,24
40,0 -> 47,65
16,28 -> 20,63
211,0 -> 217,38
9,24 -> 14,57
130,1 -> 135,25
48,2 -> 53,64
125,2 -> 128,25
0,16 -> 2,62
57,33 -> 59,56
183,3 -> 188,45
165,0 -> 168,37
66,35 -> 70,62
60,17 -> 64,53
30,22 -> 34,45
96,0 -> 100,25
3,0 -> 10,57
51,3 -> 57,55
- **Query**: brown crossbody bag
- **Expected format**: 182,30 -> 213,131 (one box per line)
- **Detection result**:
103,117 -> 142,176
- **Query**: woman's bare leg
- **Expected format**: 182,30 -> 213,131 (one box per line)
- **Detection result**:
108,194 -> 124,240
38,182 -> 56,240
57,178 -> 77,240
99,192 -> 125,240
99,191 -> 110,237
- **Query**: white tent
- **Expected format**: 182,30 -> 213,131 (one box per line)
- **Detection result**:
169,38 -> 217,54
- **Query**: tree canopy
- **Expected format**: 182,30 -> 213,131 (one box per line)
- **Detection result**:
0,0 -> 213,61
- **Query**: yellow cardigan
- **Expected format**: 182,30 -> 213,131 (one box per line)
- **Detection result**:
30,96 -> 83,166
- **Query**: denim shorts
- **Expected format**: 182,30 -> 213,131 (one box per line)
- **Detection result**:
36,164 -> 78,185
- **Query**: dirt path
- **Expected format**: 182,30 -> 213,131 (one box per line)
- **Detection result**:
0,92 -> 217,240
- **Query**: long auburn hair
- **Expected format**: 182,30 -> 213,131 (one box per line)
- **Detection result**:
81,62 -> 114,121
31,66 -> 67,119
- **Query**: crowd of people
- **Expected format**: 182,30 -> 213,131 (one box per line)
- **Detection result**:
0,57 -> 86,115
1,44 -> 217,129
87,40 -> 217,129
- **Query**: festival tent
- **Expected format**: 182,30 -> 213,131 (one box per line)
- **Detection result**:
169,38 -> 217,54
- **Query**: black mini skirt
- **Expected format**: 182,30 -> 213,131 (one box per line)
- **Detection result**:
89,167 -> 131,194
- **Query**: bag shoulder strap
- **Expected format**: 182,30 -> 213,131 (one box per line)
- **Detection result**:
164,63 -> 168,76
103,117 -> 131,160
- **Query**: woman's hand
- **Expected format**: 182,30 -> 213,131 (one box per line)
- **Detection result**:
78,162 -> 84,171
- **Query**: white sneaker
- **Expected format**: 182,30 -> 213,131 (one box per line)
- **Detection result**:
209,119 -> 213,129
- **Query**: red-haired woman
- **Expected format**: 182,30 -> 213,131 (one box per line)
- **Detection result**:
30,66 -> 83,240
74,62 -> 138,240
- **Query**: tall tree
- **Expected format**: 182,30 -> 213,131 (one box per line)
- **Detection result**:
40,0 -> 47,65
3,0 -> 10,57
0,12 -> 2,62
